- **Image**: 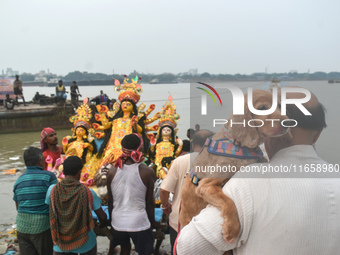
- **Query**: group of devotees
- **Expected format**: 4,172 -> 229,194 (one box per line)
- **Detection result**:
12,87 -> 340,255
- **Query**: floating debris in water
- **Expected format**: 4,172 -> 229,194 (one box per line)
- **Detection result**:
8,157 -> 19,161
0,223 -> 18,255
0,224 -> 15,227
2,169 -> 19,175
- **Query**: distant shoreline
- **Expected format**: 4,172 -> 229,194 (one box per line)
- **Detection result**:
20,78 -> 336,87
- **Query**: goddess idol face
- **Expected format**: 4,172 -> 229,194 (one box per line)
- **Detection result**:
121,101 -> 133,113
161,126 -> 172,137
76,126 -> 86,137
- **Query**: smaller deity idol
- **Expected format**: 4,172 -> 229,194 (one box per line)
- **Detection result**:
62,102 -> 97,185
150,95 -> 182,178
63,125 -> 96,162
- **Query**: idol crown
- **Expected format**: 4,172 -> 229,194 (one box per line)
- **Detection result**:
158,94 -> 180,128
114,75 -> 143,104
69,103 -> 92,130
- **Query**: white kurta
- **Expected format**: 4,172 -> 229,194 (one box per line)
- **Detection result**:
177,145 -> 340,255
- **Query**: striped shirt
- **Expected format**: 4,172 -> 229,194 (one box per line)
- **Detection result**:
16,213 -> 51,234
13,166 -> 57,234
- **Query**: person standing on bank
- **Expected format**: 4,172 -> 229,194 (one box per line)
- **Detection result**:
13,74 -> 27,106
41,127 -> 63,170
45,156 -> 107,255
107,133 -> 156,255
13,146 -> 57,255
70,81 -> 81,107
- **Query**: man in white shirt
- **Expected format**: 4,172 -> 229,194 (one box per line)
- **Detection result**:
176,89 -> 340,255
160,130 -> 213,254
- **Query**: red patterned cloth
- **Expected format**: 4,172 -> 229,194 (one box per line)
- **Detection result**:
49,177 -> 94,251
114,133 -> 145,169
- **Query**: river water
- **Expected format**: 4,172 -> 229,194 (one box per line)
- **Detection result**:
0,83 -> 191,173
1,80 -> 339,224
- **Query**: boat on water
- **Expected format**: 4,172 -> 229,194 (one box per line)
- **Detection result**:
47,79 -> 115,87
149,78 -> 160,84
149,78 -> 178,84
0,103 -> 74,134
23,81 -> 48,87
262,78 -> 288,91
0,78 -> 75,133
328,80 -> 340,83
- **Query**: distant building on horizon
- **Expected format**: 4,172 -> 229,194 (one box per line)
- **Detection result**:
5,68 -> 19,77
188,68 -> 198,75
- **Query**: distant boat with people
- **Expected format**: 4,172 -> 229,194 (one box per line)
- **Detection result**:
47,79 -> 115,87
0,78 -> 75,133
0,103 -> 74,134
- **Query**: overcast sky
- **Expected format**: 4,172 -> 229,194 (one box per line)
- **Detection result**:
1,0 -> 340,76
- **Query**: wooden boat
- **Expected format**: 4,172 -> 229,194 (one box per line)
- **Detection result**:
0,78 -> 75,133
0,103 -> 74,134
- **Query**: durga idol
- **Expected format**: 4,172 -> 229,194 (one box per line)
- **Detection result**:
94,76 -> 158,166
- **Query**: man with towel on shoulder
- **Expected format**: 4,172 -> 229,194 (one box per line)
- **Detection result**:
45,156 -> 107,255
